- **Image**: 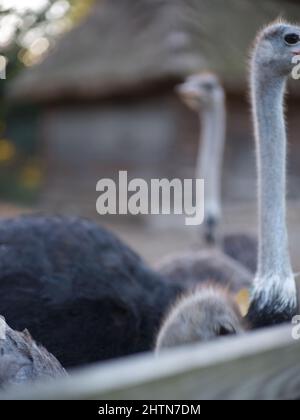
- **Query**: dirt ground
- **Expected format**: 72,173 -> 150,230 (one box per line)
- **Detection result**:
107,202 -> 300,273
1,200 -> 300,272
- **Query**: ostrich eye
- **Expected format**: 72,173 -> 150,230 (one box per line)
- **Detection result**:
202,83 -> 213,91
284,33 -> 300,45
218,326 -> 232,336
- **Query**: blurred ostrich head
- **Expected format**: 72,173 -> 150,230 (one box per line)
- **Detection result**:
176,73 -> 224,111
155,285 -> 244,352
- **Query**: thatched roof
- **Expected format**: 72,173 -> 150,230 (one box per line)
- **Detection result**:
9,0 -> 300,102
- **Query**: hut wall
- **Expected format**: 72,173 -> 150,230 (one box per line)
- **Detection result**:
38,92 -> 300,220
39,93 -> 189,217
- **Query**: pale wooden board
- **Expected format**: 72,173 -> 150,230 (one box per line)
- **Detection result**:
1,324 -> 300,400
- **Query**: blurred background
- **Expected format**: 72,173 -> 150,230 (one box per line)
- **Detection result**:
1,0 -> 300,265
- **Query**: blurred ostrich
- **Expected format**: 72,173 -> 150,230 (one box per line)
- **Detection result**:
0,317 -> 66,389
178,73 -> 257,273
0,217 -> 182,368
156,76 -> 253,294
155,284 -> 244,351
156,247 -> 252,294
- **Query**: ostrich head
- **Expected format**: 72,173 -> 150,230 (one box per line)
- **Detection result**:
176,73 -> 224,111
252,21 -> 300,77
155,285 -> 244,352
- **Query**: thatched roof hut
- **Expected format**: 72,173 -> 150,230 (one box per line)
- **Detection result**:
7,0 -> 300,218
10,0 -> 300,102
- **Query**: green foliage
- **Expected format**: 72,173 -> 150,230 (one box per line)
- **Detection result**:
0,0 -> 95,203
0,0 -> 95,81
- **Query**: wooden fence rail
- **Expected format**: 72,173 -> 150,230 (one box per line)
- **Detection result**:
1,324 -> 300,400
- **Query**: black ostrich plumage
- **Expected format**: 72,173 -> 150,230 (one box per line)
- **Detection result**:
0,216 -> 182,369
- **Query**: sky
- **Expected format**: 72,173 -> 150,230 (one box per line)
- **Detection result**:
0,0 -> 70,52
0,0 -> 50,13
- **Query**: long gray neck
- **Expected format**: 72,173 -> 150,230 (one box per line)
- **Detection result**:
196,94 -> 226,243
251,58 -> 296,310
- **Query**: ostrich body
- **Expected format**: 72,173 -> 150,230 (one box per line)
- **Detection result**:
156,22 -> 300,351
0,317 -> 66,389
0,216 -> 182,368
157,248 -> 252,294
179,73 -> 257,273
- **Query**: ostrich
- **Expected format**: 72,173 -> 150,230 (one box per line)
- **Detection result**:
0,317 -> 66,389
246,20 -> 299,327
155,21 -> 300,351
156,248 -> 252,294
155,284 -> 245,352
177,73 -> 257,273
156,74 -> 257,295
0,216 -> 182,369
177,73 -> 225,245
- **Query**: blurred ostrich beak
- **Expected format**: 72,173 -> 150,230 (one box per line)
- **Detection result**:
175,83 -> 200,110
176,82 -> 199,99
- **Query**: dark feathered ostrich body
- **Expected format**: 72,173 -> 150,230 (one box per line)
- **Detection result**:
0,216 -> 182,368
222,234 -> 257,274
156,248 -> 252,294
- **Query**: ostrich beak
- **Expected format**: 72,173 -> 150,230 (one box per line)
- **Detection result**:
175,84 -> 199,100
